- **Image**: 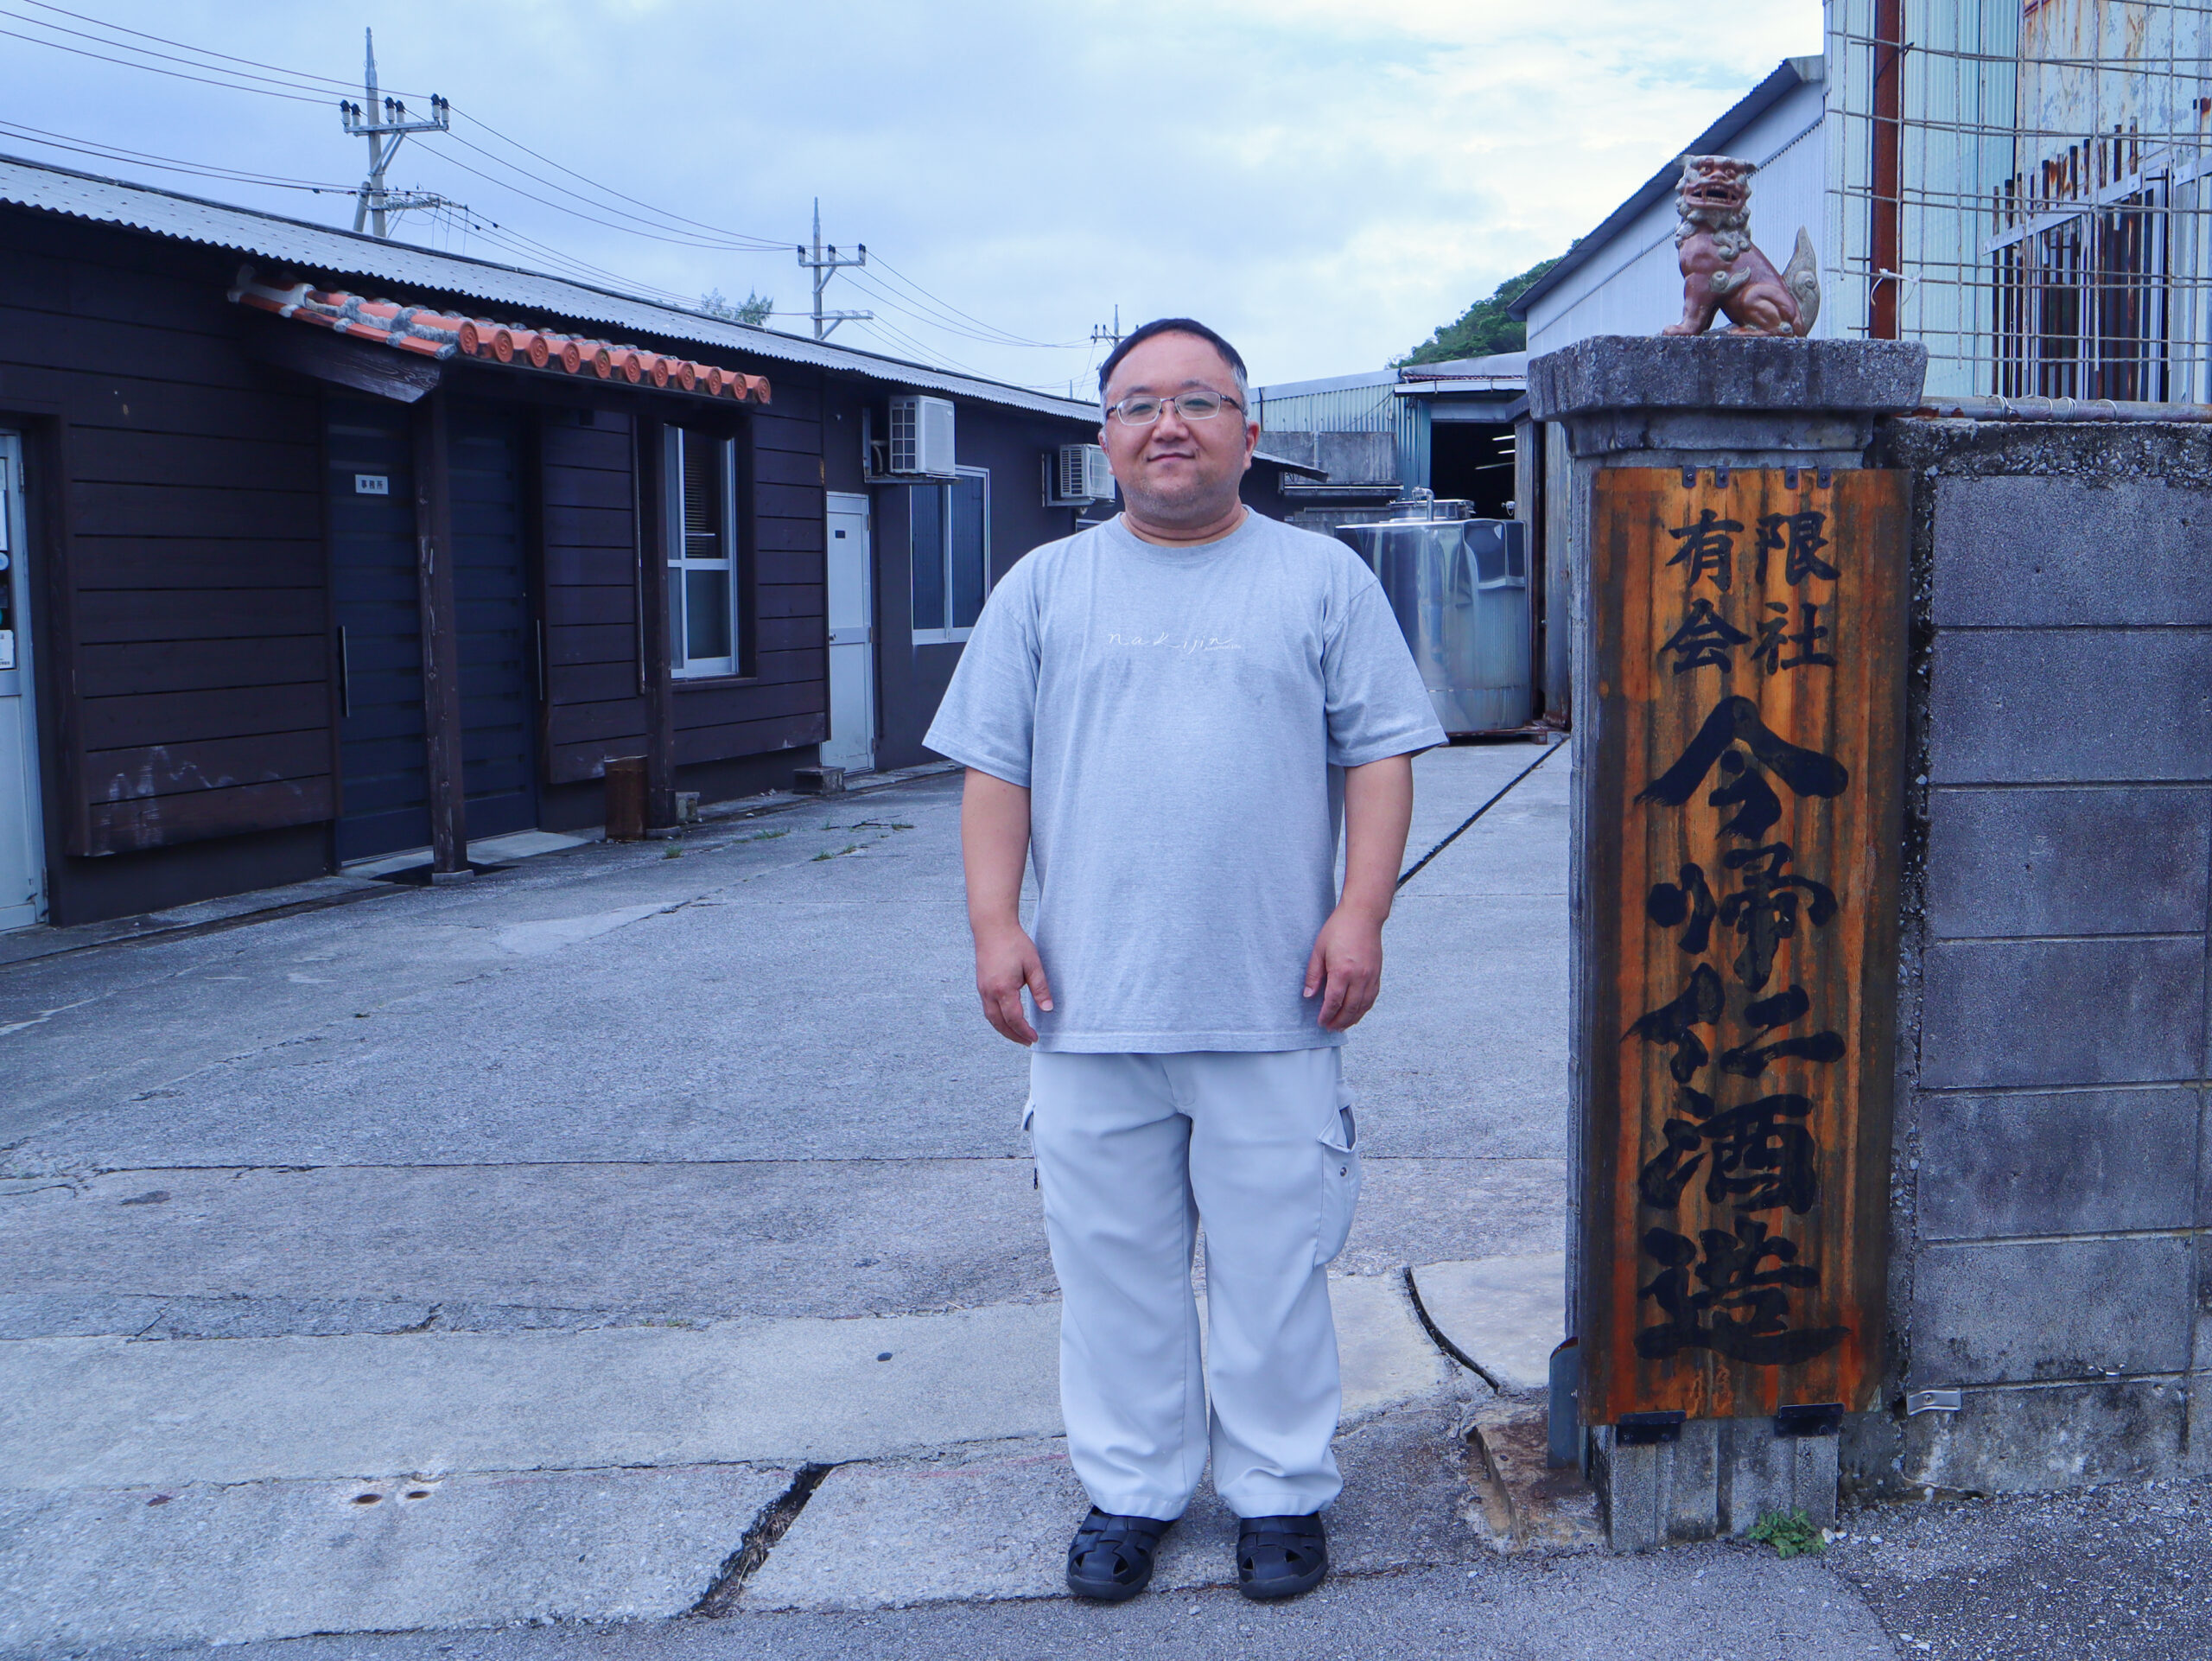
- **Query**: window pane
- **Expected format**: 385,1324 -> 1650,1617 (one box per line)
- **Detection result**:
951,474 -> 987,629
682,430 -> 724,561
911,485 -> 946,632
685,568 -> 732,661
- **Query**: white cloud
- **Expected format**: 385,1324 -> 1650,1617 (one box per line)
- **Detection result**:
0,0 -> 1821,385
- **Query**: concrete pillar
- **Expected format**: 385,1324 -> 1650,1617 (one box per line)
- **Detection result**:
1529,335 -> 1927,1550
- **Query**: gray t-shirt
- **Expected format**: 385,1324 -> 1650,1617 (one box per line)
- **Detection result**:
925,510 -> 1445,1053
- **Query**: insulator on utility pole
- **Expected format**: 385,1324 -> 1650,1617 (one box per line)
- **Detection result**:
795,198 -> 871,341
340,28 -> 454,239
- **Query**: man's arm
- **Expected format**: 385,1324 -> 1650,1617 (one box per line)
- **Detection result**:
1304,752 -> 1415,1031
960,767 -> 1055,1046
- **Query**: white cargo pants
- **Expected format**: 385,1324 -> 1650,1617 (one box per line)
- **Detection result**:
1026,1047 -> 1362,1521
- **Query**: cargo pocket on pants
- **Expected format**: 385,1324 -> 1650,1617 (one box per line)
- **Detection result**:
1315,1097 -> 1362,1267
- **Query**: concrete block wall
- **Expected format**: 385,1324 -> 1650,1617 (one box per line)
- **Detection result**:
1867,421 -> 2212,1497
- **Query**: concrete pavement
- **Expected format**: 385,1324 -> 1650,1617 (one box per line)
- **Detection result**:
0,736 -> 2021,1658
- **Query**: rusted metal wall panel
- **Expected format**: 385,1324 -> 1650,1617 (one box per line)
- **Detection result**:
1580,466 -> 1909,1426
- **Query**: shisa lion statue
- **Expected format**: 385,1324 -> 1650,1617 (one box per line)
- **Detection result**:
1662,154 -> 1821,338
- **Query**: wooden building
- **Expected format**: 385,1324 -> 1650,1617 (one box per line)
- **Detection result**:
0,156 -> 1105,928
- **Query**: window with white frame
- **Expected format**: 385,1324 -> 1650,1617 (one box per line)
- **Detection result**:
668,427 -> 741,678
910,467 -> 988,644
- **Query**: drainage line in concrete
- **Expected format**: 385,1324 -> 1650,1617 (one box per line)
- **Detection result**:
1401,1264 -> 1504,1394
1395,741 -> 1561,891
691,1461 -> 834,1616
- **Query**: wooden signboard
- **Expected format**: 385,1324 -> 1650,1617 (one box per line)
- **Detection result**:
1580,467 -> 1909,1426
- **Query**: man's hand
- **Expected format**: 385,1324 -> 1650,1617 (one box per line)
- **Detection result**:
961,768 -> 1054,1046
1305,751 -> 1416,1032
975,919 -> 1054,1046
1304,907 -> 1384,1031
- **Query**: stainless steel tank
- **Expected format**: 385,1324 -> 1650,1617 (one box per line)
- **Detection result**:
1335,510 -> 1533,736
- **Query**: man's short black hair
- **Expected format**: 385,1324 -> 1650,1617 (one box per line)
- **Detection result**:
1098,317 -> 1250,400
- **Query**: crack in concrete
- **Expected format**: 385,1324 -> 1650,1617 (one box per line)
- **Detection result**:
691,1462 -> 836,1615
1401,1263 -> 1504,1394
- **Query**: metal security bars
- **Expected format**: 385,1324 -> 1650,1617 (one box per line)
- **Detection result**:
1825,0 -> 2212,400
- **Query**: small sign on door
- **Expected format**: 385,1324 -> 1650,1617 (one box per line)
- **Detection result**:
355,474 -> 391,496
0,630 -> 14,671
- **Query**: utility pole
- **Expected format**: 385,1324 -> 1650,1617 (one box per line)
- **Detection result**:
339,29 -> 454,238
1090,306 -> 1123,349
795,199 -> 871,340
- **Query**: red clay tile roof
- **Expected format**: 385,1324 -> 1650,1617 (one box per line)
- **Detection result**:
227,265 -> 770,404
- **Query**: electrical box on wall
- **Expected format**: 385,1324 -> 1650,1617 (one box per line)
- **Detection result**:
1044,443 -> 1116,506
887,395 -> 957,478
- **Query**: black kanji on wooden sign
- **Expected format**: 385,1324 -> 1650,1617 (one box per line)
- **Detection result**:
1581,468 -> 1908,1425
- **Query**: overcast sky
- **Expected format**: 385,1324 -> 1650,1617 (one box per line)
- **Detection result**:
0,0 -> 1822,391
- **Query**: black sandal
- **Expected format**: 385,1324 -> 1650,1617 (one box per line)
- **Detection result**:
1236,1512 -> 1328,1601
1065,1506 -> 1173,1601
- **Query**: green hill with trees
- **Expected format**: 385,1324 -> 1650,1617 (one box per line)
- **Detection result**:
1396,255 -> 1563,366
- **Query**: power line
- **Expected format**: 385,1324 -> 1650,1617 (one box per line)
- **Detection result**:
430,125 -> 781,251
0,5 -> 1087,364
0,5 -> 345,100
444,108 -> 787,250
841,265 -> 1087,350
12,0 -> 422,95
869,253 -> 1084,350
0,21 -> 329,102
0,117 -> 355,192
849,317 -> 990,379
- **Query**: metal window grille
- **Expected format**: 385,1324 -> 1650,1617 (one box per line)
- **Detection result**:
1826,0 -> 2212,400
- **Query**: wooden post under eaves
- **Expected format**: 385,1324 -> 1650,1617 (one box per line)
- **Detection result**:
412,391 -> 469,875
634,417 -> 678,829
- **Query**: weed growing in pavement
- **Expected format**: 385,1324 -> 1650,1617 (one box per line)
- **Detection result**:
742,829 -> 790,842
1749,1509 -> 1826,1558
662,846 -> 683,858
812,844 -> 862,862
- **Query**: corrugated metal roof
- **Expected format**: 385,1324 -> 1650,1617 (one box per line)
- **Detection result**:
1255,366 -> 1398,398
1257,352 -> 1528,402
0,152 -> 1099,424
1507,59 -> 1809,321
1395,351 -> 1528,382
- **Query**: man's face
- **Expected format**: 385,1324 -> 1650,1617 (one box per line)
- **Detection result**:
1098,332 -> 1258,526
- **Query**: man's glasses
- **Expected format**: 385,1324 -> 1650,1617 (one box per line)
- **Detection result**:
1105,390 -> 1244,426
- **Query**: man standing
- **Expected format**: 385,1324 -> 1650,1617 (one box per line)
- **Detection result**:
925,319 -> 1443,1602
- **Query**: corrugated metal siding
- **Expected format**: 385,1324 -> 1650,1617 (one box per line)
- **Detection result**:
1255,379 -> 1427,492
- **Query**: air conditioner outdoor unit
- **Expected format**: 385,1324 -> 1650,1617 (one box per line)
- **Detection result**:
887,395 -> 957,477
1046,442 -> 1116,506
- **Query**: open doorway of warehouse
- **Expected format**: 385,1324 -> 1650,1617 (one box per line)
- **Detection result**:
1427,418 -> 1516,517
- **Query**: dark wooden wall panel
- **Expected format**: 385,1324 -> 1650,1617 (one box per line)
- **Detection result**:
674,710 -> 825,768
82,684 -> 328,749
78,638 -> 326,697
0,216 -> 332,868
538,408 -> 647,785
88,777 -> 334,854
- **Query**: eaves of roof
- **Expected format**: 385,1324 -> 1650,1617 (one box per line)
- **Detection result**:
1507,59 -> 1808,321
1250,446 -> 1327,478
1395,351 -> 1529,382
0,152 -> 1098,426
1254,367 -> 1400,399
232,268 -> 772,404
